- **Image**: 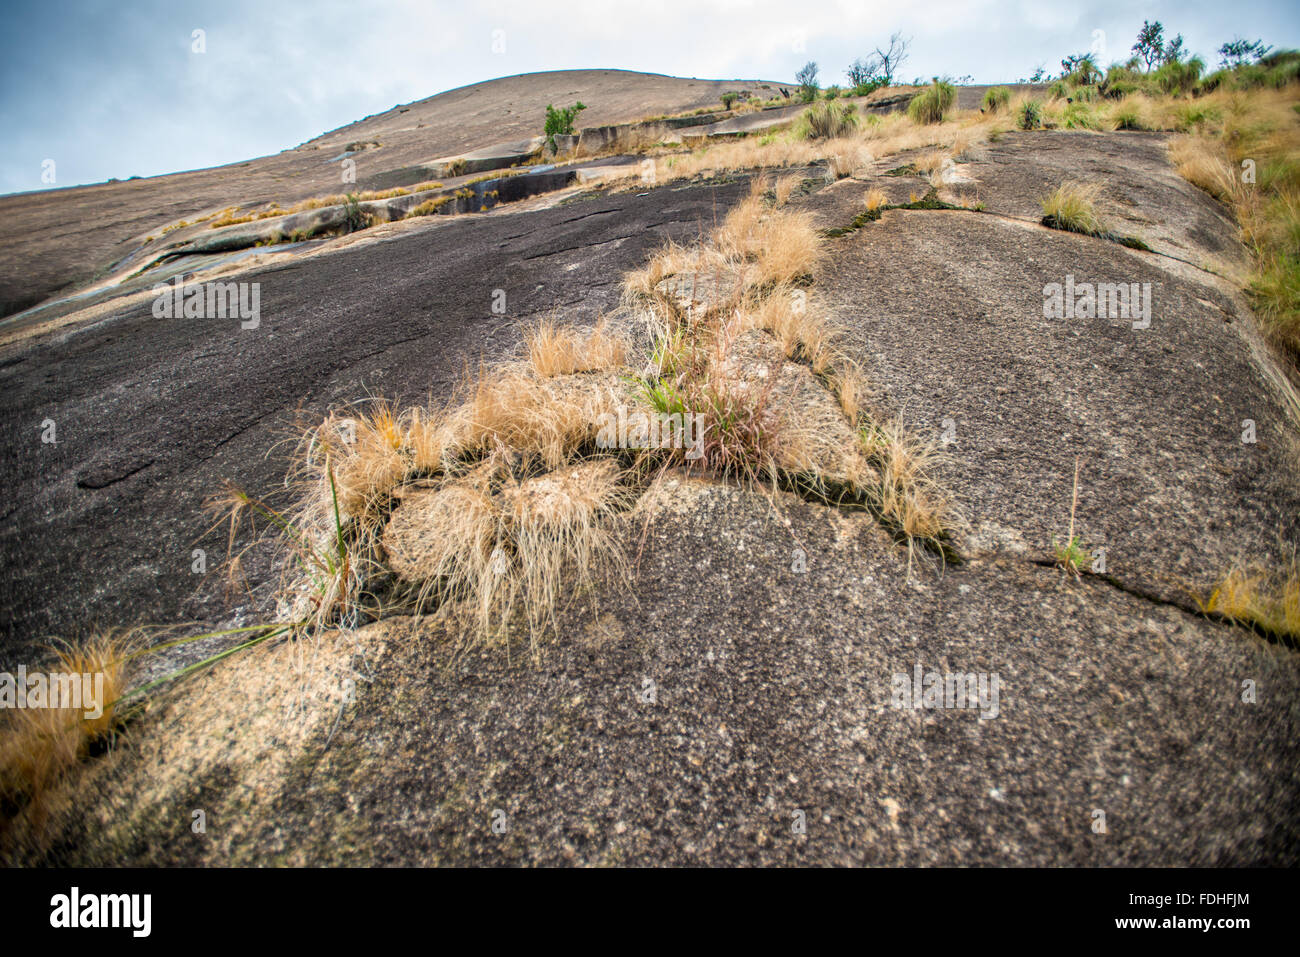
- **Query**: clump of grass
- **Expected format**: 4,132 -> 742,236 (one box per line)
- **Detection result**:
211,211 -> 257,228
800,101 -> 858,140
1165,87 -> 1300,361
1062,103 -> 1106,131
982,87 -> 1011,113
0,634 -> 133,833
864,187 -> 889,212
1112,98 -> 1150,131
1170,135 -> 1236,201
907,80 -> 956,124
448,365 -> 615,472
1250,251 -> 1300,351
1041,181 -> 1105,235
712,180 -> 821,287
916,150 -> 947,178
859,418 -> 957,567
1154,57 -> 1205,96
1017,99 -> 1043,130
525,318 -> 627,377
385,458 -> 633,650
1199,550 -> 1299,643
407,195 -> 455,217
773,174 -> 801,205
342,193 -> 369,233
734,285 -> 838,374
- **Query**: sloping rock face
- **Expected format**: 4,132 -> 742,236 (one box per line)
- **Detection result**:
5,132 -> 1300,865
0,70 -> 781,318
816,206 -> 1300,604
27,479 -> 1300,866
934,131 -> 1247,273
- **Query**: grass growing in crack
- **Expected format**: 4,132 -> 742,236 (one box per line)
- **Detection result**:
385,458 -> 633,654
407,195 -> 455,217
858,419 -> 959,568
1198,549 -> 1300,644
735,284 -> 838,374
212,462 -> 360,632
1041,181 -> 1105,235
1052,458 -> 1091,579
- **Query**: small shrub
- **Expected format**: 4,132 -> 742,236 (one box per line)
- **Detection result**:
544,101 -> 587,148
850,78 -> 887,98
907,79 -> 955,124
721,92 -> 739,109
1062,54 -> 1102,87
1017,100 -> 1043,130
796,61 -> 820,103
342,193 -> 368,233
1154,57 -> 1205,95
981,86 -> 1011,112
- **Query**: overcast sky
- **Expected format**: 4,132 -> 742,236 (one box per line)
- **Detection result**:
3,0 -> 1297,194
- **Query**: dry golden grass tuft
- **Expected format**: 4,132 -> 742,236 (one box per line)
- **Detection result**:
773,174 -> 802,205
380,452 -> 635,649
1170,135 -> 1237,202
525,318 -> 627,377
830,359 -> 870,425
622,238 -> 730,301
916,150 -> 947,177
1200,551 -> 1300,643
1041,181 -> 1106,235
734,286 -> 838,375
448,365 -> 610,472
304,404 -> 408,521
860,418 -> 959,564
501,460 -> 633,642
864,187 -> 890,212
0,633 -> 134,836
645,106 -> 1013,189
713,183 -> 820,288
